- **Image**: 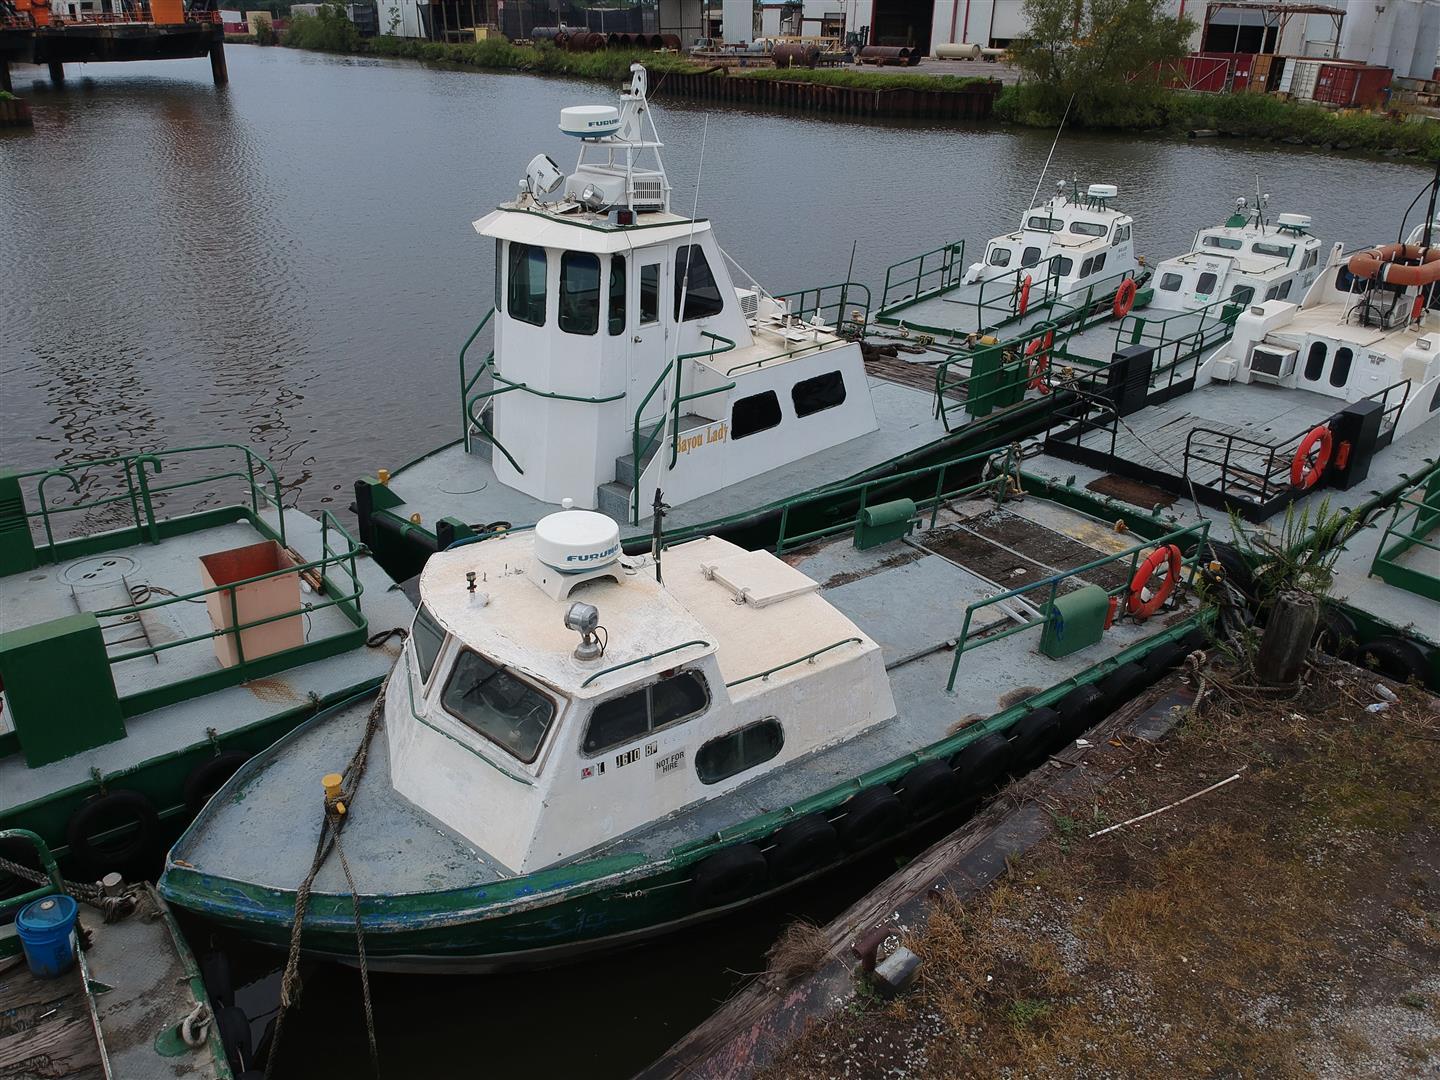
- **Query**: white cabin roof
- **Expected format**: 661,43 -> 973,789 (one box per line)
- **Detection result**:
473,206 -> 711,254
420,530 -> 874,700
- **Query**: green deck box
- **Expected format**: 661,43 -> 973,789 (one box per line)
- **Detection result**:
1040,584 -> 1110,660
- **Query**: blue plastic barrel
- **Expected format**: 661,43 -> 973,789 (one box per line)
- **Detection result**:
16,894 -> 78,978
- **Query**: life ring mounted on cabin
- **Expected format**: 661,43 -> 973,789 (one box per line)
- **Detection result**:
1127,544 -> 1182,620
1290,425 -> 1334,490
1025,330 -> 1054,393
1113,277 -> 1138,319
1017,274 -> 1033,317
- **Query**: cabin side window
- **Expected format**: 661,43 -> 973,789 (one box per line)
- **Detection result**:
507,243 -> 547,327
1021,246 -> 1042,268
411,605 -> 447,684
440,649 -> 557,764
581,671 -> 709,756
494,239 -> 503,312
1252,242 -> 1294,260
1092,251 -> 1106,274
559,252 -> 601,336
1196,272 -> 1218,295
674,245 -> 724,321
1302,247 -> 1319,270
732,391 -> 782,439
1026,215 -> 1061,232
1304,341 -> 1327,381
1330,347 -> 1353,387
1159,272 -> 1182,292
1079,256 -> 1094,278
1113,224 -> 1131,245
640,262 -> 660,325
987,246 -> 1011,267
1054,256 -> 1074,276
1230,285 -> 1255,306
696,718 -> 784,785
791,371 -> 846,418
608,255 -> 627,336
1202,235 -> 1243,251
1069,221 -> 1107,237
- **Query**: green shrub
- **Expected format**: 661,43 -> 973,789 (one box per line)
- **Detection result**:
733,67 -> 994,92
283,4 -> 359,52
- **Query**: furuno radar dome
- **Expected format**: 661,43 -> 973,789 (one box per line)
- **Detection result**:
530,503 -> 624,601
560,105 -> 622,139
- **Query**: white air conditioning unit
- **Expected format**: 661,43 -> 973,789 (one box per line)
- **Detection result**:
735,288 -> 760,321
1248,343 -> 1296,383
629,174 -> 666,210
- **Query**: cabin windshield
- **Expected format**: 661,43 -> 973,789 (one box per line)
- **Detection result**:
440,648 -> 558,763
1026,215 -> 1062,232
1069,220 -> 1107,237
1202,235 -> 1244,251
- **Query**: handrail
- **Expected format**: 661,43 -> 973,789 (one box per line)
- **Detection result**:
465,383 -> 525,474
458,308 -> 495,450
580,640 -> 711,689
726,637 -> 862,688
16,444 -> 288,561
94,509 -> 365,668
879,240 -> 965,312
629,331 -> 737,524
775,280 -> 872,336
0,829 -> 65,916
774,444 -> 1015,553
1114,292 -> 1239,353
944,520 -> 1212,692
1182,424 -> 1296,505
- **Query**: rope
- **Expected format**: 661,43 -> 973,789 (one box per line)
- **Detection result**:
365,626 -> 409,648
264,687 -> 387,1079
0,857 -> 138,919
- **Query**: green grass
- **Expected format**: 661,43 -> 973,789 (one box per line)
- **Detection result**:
354,36 -> 697,81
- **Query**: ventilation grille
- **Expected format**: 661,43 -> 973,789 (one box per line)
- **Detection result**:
736,289 -> 759,320
631,177 -> 665,209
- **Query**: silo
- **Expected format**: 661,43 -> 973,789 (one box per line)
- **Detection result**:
1407,0 -> 1440,79
1391,0 -> 1425,71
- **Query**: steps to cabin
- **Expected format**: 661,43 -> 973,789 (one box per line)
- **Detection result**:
597,414 -> 713,522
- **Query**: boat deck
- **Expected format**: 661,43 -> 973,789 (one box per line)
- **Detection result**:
172,492 -> 1199,899
0,885 -> 227,1080
1327,510 -> 1440,648
0,507 -> 414,817
392,373 -> 951,536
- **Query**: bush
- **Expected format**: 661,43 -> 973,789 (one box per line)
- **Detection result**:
734,67 -> 995,92
283,4 -> 359,52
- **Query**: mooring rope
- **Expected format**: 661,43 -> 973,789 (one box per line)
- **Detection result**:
0,857 -> 139,922
265,685 -> 387,1079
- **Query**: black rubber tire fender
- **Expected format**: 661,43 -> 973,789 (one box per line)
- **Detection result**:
950,732 -> 1012,791
216,1004 -> 254,1073
183,750 -> 251,815
1055,683 -> 1106,741
1312,606 -> 1358,660
764,814 -> 841,884
835,786 -> 907,852
65,789 -> 161,878
1203,540 -> 1254,597
201,951 -> 235,1010
690,843 -> 768,909
896,760 -> 962,820
1006,706 -> 1062,765
1100,661 -> 1148,713
0,834 -> 45,902
1355,635 -> 1429,688
1140,640 -> 1186,677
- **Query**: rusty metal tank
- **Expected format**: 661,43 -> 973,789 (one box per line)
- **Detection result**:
772,43 -> 821,68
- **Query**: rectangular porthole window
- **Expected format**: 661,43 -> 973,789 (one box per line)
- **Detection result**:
639,263 -> 660,325
1330,346 -> 1353,387
1093,252 -> 1106,273
1230,285 -> 1255,306
731,391 -> 782,439
1202,236 -> 1243,251
1196,272 -> 1218,295
1252,242 -> 1294,260
441,649 -> 556,763
1026,215 -> 1061,232
674,245 -> 724,321
1304,341 -> 1327,381
507,243 -> 547,327
987,246 -> 1011,267
559,252 -> 600,336
1079,257 -> 1094,278
411,605 -> 446,683
582,671 -> 709,756
696,718 -> 784,785
1069,221 -> 1107,237
791,371 -> 846,418
608,255 -> 626,336
1021,246 -> 1042,268
1055,256 -> 1074,276
1278,279 -> 1292,300
1160,273 -> 1182,292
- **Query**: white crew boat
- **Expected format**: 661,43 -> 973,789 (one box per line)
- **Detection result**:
1148,194 -> 1327,314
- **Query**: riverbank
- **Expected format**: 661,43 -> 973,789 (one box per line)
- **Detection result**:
280,33 -> 1440,160
745,659 -> 1440,1078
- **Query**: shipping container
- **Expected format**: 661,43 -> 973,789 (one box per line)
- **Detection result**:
1178,53 -> 1231,93
1288,58 -> 1322,100
1249,53 -> 1273,92
1313,62 -> 1394,108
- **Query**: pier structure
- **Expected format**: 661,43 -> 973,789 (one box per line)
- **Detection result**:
0,3 -> 227,92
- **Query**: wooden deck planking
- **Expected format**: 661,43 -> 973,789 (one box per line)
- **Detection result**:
0,960 -> 103,1079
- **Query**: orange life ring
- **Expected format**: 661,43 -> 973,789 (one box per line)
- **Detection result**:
1025,330 -> 1054,392
1127,544 -> 1182,619
1113,277 -> 1138,319
1017,274 -> 1032,316
1290,425 -> 1333,490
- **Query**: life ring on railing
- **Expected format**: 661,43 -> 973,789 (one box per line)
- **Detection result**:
1113,277 -> 1138,319
1127,543 -> 1182,619
1413,292 -> 1426,322
1025,330 -> 1054,392
1290,425 -> 1334,490
1017,274 -> 1033,316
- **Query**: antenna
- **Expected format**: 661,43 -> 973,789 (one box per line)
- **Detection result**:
661,114 -> 709,475
1254,173 -> 1266,234
1027,93 -> 1074,213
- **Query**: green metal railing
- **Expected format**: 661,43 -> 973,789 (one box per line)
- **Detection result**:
943,520 -> 1212,692
630,331 -> 737,524
775,280 -> 872,337
878,240 -> 965,313
15,444 -> 287,564
773,444 -> 1015,553
458,308 -> 495,452
580,640 -> 711,689
94,509 -> 366,669
1369,462 -> 1440,602
0,829 -> 65,917
1113,294 -> 1240,372
726,637 -> 862,688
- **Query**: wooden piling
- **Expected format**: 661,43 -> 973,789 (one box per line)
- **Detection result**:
1,63 -> 11,94
1256,590 -> 1319,687
210,40 -> 228,86
48,61 -> 63,85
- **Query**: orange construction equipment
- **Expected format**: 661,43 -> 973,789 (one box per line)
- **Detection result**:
14,0 -> 53,27
1346,243 -> 1440,286
151,0 -> 185,24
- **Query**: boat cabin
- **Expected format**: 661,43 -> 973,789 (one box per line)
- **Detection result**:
385,509 -> 893,873
468,65 -> 877,524
1149,200 -> 1325,314
965,181 -> 1139,299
